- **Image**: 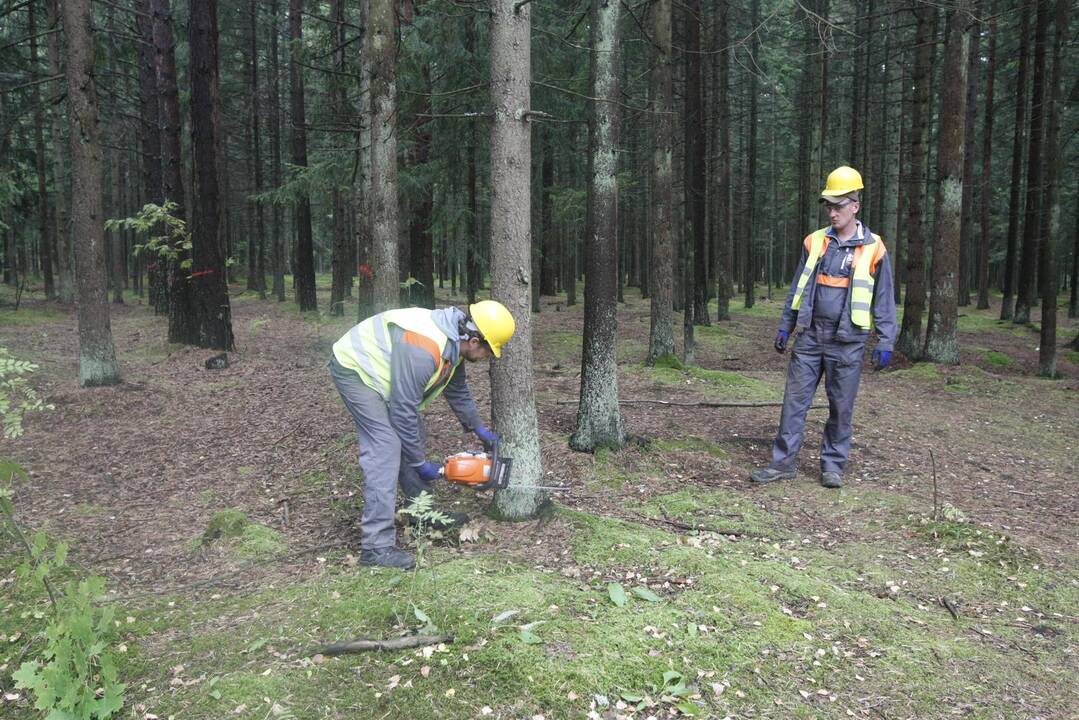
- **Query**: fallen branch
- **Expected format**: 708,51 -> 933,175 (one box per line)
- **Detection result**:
556,399 -> 826,409
939,596 -> 961,621
315,634 -> 454,656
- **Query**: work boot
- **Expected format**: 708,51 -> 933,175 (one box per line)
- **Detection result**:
359,546 -> 416,570
749,467 -> 796,484
820,471 -> 843,489
405,511 -> 469,532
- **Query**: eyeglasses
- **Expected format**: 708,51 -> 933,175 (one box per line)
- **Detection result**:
823,200 -> 855,211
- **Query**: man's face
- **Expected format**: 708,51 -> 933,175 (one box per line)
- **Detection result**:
826,199 -> 859,232
461,337 -> 494,362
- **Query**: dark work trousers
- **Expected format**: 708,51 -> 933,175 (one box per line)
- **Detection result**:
329,357 -> 435,549
769,321 -> 865,475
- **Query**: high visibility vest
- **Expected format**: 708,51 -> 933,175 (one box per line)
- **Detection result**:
333,308 -> 458,408
790,228 -> 886,329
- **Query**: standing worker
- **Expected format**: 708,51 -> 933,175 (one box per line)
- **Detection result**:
329,301 -> 516,569
750,166 -> 896,489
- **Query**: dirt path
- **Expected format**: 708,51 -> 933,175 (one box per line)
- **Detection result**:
2,287 -> 1077,598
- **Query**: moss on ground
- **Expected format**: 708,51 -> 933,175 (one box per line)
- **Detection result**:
194,509 -> 286,560
629,363 -> 780,402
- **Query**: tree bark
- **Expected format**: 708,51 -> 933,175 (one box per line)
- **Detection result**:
488,0 -> 544,521
923,3 -> 969,365
571,0 -> 624,453
646,0 -> 675,364
188,0 -> 234,350
47,0 -> 74,303
248,0 -> 266,298
1038,0 -> 1069,377
977,0 -> 995,310
289,0 -> 317,311
957,8 -> 980,307
29,0 -> 54,300
684,0 -> 708,326
540,132 -> 557,296
270,0 -> 286,302
1013,0 -> 1048,325
62,0 -> 119,386
713,0 -> 731,322
152,0 -> 196,343
895,6 -> 937,360
1001,2 -> 1030,320
408,65 -> 435,309
329,0 -> 350,314
367,0 -> 400,313
137,0 -> 167,313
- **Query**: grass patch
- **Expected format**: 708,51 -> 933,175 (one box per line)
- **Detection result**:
633,489 -> 775,537
630,363 -> 780,402
1065,350 -> 1079,365
194,509 -> 286,560
0,304 -> 66,327
650,435 -> 728,459
980,349 -> 1014,367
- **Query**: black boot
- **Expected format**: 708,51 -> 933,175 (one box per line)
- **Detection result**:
359,546 -> 416,570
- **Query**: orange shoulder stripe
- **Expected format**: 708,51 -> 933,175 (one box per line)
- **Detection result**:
401,330 -> 442,366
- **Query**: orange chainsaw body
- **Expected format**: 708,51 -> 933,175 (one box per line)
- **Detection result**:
442,452 -> 493,487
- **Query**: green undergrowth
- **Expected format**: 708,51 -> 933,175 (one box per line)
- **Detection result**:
979,348 -> 1014,367
630,362 -> 780,402
4,494 -> 1071,720
194,509 -> 287,560
0,304 -> 65,327
650,435 -> 729,460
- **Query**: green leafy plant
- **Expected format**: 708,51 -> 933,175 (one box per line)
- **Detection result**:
106,201 -> 192,270
0,347 -> 53,439
2,461 -> 126,719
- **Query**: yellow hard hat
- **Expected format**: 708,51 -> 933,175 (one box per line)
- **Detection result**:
469,300 -> 516,358
821,166 -> 864,199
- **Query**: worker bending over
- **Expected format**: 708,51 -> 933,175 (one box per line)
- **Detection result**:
750,166 -> 896,489
329,301 -> 516,569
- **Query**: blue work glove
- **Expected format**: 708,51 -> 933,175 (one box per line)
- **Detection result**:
872,349 -> 892,370
774,330 -> 790,354
475,425 -> 499,451
415,461 -> 443,483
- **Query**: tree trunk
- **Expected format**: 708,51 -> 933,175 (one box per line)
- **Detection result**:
47,0 -> 74,303
62,0 -> 119,386
408,65 -> 435,310
1038,0 -> 1069,377
713,0 -> 731,322
957,8 -> 980,307
1013,0 -> 1048,325
977,0 -> 996,310
488,0 -> 544,520
329,0 -> 350,314
895,6 -> 937,360
923,3 -> 969,365
646,0 -> 675,364
289,0 -> 317,311
137,0 -> 166,313
268,0 -> 285,301
540,132 -> 557,296
571,0 -> 624,452
743,0 -> 760,311
29,0 -> 54,300
1001,2 -> 1030,320
1070,176 -> 1078,319
153,0 -> 196,343
250,0 -> 267,299
683,0 -> 707,327
188,0 -> 234,350
367,0 -> 400,313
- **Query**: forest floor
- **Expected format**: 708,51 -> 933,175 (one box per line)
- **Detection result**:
2,277 -> 1078,720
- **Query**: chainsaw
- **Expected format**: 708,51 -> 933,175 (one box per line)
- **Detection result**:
439,439 -> 566,492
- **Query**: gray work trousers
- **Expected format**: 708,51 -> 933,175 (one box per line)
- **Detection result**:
769,323 -> 865,475
329,357 -> 435,549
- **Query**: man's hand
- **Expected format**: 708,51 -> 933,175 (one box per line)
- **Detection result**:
415,462 -> 442,482
774,330 -> 790,354
872,348 -> 892,370
475,425 -> 498,451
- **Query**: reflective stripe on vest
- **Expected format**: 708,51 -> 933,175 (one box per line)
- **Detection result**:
332,308 -> 456,408
790,228 -> 883,330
